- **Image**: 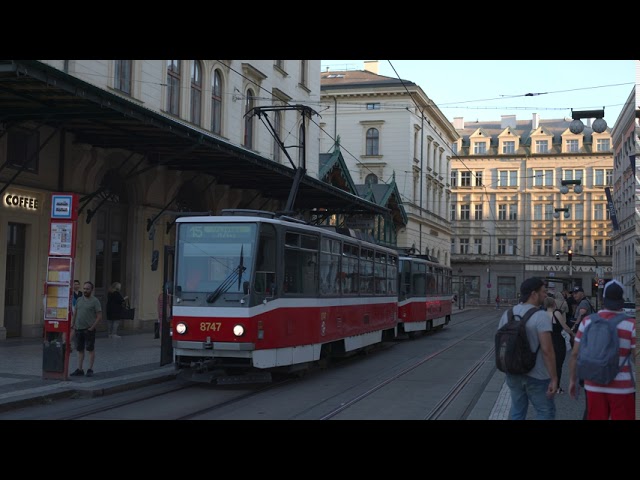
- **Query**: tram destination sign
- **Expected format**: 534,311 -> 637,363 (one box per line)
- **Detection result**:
183,224 -> 254,241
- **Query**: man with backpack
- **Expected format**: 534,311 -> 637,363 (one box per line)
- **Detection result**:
496,277 -> 558,420
567,286 -> 594,342
568,279 -> 636,420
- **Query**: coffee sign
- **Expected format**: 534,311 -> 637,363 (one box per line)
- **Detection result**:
3,191 -> 41,212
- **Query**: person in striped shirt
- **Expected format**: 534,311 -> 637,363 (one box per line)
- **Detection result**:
568,280 -> 636,420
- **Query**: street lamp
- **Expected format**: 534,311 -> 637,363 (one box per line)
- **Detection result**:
569,108 -> 607,134
560,179 -> 583,195
553,207 -> 570,219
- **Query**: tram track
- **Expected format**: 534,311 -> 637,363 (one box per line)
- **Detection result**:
423,347 -> 494,420
58,382 -> 199,420
317,315 -> 497,420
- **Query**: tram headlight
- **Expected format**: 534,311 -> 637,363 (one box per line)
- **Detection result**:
176,322 -> 187,335
233,324 -> 245,337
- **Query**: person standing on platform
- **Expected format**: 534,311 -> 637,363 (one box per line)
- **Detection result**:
497,277 -> 557,420
70,281 -> 102,377
72,280 -> 82,310
543,296 -> 573,393
70,279 -> 82,351
568,286 -> 594,348
568,280 -> 636,420
106,282 -> 127,339
563,288 -> 576,320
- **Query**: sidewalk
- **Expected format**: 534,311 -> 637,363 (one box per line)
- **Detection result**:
469,351 -> 587,420
0,331 -> 176,412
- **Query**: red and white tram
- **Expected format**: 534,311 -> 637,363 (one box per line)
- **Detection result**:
171,210 -> 400,381
397,255 -> 453,337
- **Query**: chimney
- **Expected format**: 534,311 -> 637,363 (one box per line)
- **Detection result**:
532,113 -> 540,130
501,115 -> 516,129
364,60 -> 379,74
453,117 -> 465,129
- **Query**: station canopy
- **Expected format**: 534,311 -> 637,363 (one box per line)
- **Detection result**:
0,60 -> 389,218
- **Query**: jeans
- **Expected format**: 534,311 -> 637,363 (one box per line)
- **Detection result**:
505,374 -> 556,420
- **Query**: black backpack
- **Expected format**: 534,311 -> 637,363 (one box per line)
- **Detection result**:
495,306 -> 540,374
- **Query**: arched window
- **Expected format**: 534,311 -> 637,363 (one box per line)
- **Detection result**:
244,88 -> 255,149
273,110 -> 282,163
211,69 -> 222,135
166,60 -> 181,116
190,61 -> 202,126
365,173 -> 378,185
366,128 -> 379,156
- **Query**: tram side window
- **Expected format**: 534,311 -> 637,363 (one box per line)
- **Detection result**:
426,269 -> 436,294
434,268 -> 443,294
387,255 -> 398,295
255,224 -> 277,295
283,231 -> 318,295
374,251 -> 387,294
320,238 -> 341,295
414,263 -> 427,296
360,248 -> 374,294
342,243 -> 359,294
400,259 -> 411,299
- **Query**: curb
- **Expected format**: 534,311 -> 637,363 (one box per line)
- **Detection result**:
0,368 -> 178,413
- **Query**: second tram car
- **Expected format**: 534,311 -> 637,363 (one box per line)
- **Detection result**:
170,210 -> 452,382
398,255 -> 453,337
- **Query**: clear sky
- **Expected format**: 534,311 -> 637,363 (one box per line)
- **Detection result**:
320,60 -> 636,126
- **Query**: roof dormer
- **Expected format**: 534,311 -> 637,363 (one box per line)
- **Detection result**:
469,128 -> 490,155
497,127 -> 520,155
529,126 -> 553,154
560,128 -> 584,153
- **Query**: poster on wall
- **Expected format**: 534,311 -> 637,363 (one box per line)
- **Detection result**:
49,222 -> 73,256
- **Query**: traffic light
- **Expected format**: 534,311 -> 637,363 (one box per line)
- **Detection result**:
567,248 -> 573,261
555,252 -> 560,260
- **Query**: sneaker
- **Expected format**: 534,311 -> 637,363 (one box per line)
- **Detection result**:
86,369 -> 94,377
70,368 -> 84,376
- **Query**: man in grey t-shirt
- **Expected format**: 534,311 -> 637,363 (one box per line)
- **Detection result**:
497,277 -> 558,420
70,281 -> 102,377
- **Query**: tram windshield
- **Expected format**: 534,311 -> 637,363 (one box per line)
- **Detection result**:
176,222 -> 257,295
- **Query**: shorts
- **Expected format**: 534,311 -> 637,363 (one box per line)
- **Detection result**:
75,329 -> 96,352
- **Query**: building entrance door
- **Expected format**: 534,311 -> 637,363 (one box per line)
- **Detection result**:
93,203 -> 128,322
4,223 -> 26,337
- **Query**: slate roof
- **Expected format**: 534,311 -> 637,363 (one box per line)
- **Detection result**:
455,117 -> 607,156
321,69 -> 415,89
